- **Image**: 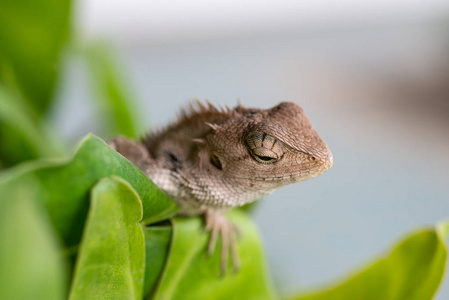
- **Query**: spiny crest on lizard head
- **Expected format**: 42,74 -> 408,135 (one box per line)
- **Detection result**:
197,101 -> 333,184
143,100 -> 332,185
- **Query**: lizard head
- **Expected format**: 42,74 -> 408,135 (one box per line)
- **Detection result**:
204,102 -> 333,192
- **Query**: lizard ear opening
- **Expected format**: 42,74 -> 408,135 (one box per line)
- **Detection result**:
210,154 -> 223,170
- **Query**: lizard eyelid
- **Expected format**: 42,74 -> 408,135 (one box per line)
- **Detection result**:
251,147 -> 279,164
246,131 -> 284,164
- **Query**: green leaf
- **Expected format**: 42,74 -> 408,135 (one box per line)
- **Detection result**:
153,210 -> 278,300
0,85 -> 64,166
292,221 -> 449,300
0,0 -> 71,115
69,176 -> 145,300
83,43 -> 143,138
143,224 -> 172,298
0,177 -> 66,300
0,134 -> 178,248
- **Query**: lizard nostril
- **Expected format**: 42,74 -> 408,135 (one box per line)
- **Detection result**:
310,156 -> 316,161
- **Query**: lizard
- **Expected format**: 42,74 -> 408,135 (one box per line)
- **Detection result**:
109,101 -> 333,275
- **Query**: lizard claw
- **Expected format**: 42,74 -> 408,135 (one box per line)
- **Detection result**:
204,209 -> 241,276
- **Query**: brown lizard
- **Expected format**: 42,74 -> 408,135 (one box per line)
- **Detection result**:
109,101 -> 333,274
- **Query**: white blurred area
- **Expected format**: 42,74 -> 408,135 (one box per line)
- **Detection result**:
66,0 -> 449,298
78,0 -> 449,44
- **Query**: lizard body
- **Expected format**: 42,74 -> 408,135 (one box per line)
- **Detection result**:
110,101 -> 333,273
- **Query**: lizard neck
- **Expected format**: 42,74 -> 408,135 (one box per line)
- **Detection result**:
146,161 -> 275,216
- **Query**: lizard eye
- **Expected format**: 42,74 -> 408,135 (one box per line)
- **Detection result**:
251,147 -> 278,164
256,155 -> 275,162
246,132 -> 281,164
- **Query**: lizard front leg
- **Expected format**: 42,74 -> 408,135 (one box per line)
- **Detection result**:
204,209 -> 241,275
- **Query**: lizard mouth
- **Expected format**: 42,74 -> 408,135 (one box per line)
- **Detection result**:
233,151 -> 333,183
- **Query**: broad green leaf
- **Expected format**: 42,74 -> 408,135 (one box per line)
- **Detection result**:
83,43 -> 142,138
0,0 -> 71,115
292,221 -> 449,300
143,223 -> 172,298
0,85 -> 64,166
153,210 -> 278,300
0,134 -> 178,248
0,177 -> 66,300
69,176 -> 145,300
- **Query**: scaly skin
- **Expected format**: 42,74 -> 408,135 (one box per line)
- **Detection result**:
109,101 -> 333,274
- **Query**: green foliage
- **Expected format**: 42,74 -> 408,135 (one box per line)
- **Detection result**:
0,135 -> 447,299
0,0 -> 71,166
0,185 -> 66,300
0,85 -> 64,166
292,222 -> 449,300
83,43 -> 143,139
153,211 -> 277,300
0,0 -> 448,298
0,135 -> 277,299
0,0 -> 140,167
69,177 -> 145,300
143,225 -> 172,297
0,0 -> 71,115
0,135 -> 177,248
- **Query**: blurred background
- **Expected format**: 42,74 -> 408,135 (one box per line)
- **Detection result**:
3,0 -> 449,298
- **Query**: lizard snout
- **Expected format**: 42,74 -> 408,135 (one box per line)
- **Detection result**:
323,151 -> 333,169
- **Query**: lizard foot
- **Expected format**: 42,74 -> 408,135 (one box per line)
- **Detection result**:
204,209 -> 241,276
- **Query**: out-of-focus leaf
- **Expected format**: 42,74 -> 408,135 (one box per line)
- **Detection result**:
143,223 -> 172,299
292,221 -> 449,300
153,210 -> 278,300
84,43 -> 142,138
0,134 -> 178,248
0,177 -> 66,300
69,176 -> 144,300
0,85 -> 64,167
0,0 -> 71,115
